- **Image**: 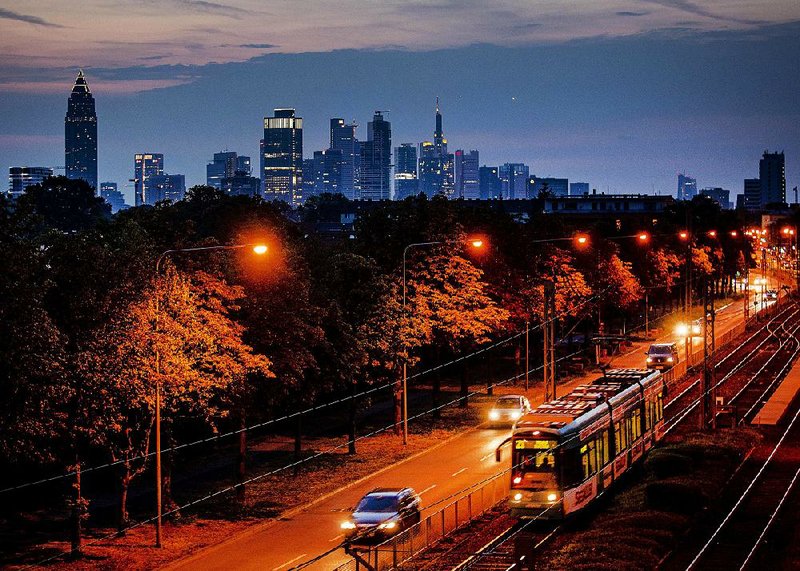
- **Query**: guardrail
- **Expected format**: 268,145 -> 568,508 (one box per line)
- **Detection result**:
333,473 -> 510,571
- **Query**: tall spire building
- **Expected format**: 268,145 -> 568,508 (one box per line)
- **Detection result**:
418,98 -> 454,197
65,70 -> 98,192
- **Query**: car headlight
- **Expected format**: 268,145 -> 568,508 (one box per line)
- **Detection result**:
488,410 -> 499,421
341,521 -> 356,530
378,521 -> 397,530
510,411 -> 522,420
667,357 -> 673,362
513,492 -> 523,501
646,357 -> 652,362
547,492 -> 558,502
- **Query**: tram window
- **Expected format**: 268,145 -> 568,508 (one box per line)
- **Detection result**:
516,450 -> 555,472
632,409 -> 642,441
615,420 -> 628,451
580,441 -> 598,480
600,430 -> 610,465
645,400 -> 652,430
657,393 -> 664,420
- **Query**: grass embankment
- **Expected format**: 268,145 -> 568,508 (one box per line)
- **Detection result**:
539,429 -> 761,570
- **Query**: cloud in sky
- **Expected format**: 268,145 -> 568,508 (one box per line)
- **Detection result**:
0,7 -> 63,27
0,1 -> 798,93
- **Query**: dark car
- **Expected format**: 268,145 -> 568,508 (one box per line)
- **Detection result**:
487,395 -> 531,426
646,343 -> 679,370
341,488 -> 421,542
764,289 -> 778,301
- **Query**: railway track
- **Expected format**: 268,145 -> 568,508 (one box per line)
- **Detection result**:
399,302 -> 800,571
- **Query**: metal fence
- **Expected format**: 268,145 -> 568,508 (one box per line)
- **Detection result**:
332,473 -> 510,571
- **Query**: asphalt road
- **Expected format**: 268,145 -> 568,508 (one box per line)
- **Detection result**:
164,284 -> 775,571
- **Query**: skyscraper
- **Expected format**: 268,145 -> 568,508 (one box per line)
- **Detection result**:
330,118 -> 359,199
147,174 -> 185,203
454,150 -> 480,199
207,151 -> 251,189
743,178 -> 761,210
760,150 -> 786,206
8,166 -> 53,198
313,148 -> 343,196
677,173 -> 697,201
100,182 -> 127,213
528,176 -> 569,198
418,99 -> 454,197
133,153 -> 164,206
479,166 -> 501,199
65,70 -> 98,192
570,182 -> 590,196
700,187 -> 732,209
499,163 -> 529,199
262,108 -> 303,205
359,111 -> 391,201
394,143 -> 418,200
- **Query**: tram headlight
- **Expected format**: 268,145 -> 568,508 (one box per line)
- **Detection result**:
341,521 -> 356,530
513,492 -> 523,501
547,492 -> 558,502
513,476 -> 522,484
488,410 -> 500,421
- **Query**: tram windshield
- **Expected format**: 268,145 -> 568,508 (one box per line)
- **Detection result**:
512,439 -> 557,473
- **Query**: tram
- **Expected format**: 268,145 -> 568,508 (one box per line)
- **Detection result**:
495,368 -> 666,518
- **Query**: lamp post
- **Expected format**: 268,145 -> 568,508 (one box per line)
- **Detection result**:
676,323 -> 691,367
152,242 -> 267,547
401,237 -> 484,445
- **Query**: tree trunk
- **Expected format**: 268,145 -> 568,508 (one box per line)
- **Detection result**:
460,360 -> 469,408
348,380 -> 357,455
293,414 -> 302,476
236,413 -> 247,501
117,462 -> 131,533
393,379 -> 402,436
162,426 -> 179,518
70,457 -> 82,557
433,346 -> 442,419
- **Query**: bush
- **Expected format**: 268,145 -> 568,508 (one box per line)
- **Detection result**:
645,450 -> 694,478
645,481 -> 707,513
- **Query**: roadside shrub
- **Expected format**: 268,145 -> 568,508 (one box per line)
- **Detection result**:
645,450 -> 694,478
645,481 -> 706,513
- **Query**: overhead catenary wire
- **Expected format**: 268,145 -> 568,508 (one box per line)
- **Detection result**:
1,284 -> 611,496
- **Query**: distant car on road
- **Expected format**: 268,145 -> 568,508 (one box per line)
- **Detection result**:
488,395 -> 531,426
764,289 -> 778,301
341,488 -> 421,542
646,343 -> 679,370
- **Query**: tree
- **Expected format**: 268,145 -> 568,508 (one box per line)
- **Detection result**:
13,176 -> 110,234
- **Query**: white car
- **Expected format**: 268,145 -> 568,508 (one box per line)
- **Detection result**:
488,395 -> 531,426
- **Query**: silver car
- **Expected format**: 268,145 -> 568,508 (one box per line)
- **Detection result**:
341,488 -> 421,542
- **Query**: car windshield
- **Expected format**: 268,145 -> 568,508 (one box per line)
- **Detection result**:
356,495 -> 399,513
649,346 -> 672,355
495,398 -> 520,408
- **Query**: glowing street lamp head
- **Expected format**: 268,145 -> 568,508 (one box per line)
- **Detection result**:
708,230 -> 717,238
470,239 -> 484,249
638,232 -> 649,243
679,231 -> 689,241
252,244 -> 268,255
575,233 -> 589,247
676,324 -> 689,337
730,230 -> 738,237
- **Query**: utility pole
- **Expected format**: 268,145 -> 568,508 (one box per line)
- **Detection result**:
525,320 -> 529,391
700,277 -> 716,430
543,281 -> 556,401
743,266 -> 750,322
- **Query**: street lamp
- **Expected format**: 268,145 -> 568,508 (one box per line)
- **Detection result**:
676,323 -> 691,367
400,237 -> 484,445
152,241 -> 267,547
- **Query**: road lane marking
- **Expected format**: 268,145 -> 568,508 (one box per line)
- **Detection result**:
330,534 -> 344,542
273,554 -> 307,570
480,452 -> 494,462
451,467 -> 467,477
419,484 -> 437,495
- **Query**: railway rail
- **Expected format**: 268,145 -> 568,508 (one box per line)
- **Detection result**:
410,300 -> 800,571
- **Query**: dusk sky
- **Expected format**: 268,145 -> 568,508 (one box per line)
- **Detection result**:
2,0 -> 800,204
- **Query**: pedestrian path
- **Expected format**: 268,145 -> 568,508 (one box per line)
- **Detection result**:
752,359 -> 800,425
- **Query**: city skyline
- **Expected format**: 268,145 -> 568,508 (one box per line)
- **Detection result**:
2,3 -> 800,204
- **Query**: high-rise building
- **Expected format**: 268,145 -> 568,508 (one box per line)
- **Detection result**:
570,182 -> 590,196
529,176 -> 569,198
222,172 -> 261,197
454,150 -> 480,199
313,148 -> 343,196
8,166 -> 53,198
479,166 -> 501,200
147,174 -> 185,203
743,178 -> 761,210
100,182 -> 127,212
133,153 -> 164,206
700,187 -> 732,209
418,99 -> 454,197
359,111 -> 391,201
394,143 -> 418,200
677,173 -> 697,201
760,150 -> 786,206
301,158 -> 316,201
262,108 -> 303,205
330,118 -> 359,200
207,151 -> 251,189
65,70 -> 98,192
499,163 -> 529,199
